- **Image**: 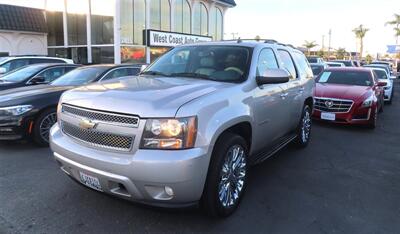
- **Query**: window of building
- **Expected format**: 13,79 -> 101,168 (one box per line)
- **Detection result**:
121,0 -> 146,45
193,2 -> 208,36
277,50 -> 298,79
48,48 -> 69,59
92,47 -> 115,64
150,0 -> 170,31
46,11 -> 64,46
67,0 -> 88,45
91,0 -> 115,45
174,0 -> 191,34
209,7 -> 223,40
150,47 -> 170,62
121,46 -> 146,63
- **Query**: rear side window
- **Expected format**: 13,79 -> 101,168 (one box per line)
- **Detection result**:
277,50 -> 297,79
256,48 -> 279,76
293,52 -> 313,78
30,58 -> 65,64
128,68 -> 141,76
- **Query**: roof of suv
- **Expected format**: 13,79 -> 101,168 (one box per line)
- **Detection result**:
0,56 -> 74,64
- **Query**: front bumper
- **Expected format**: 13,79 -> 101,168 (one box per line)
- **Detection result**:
0,115 -> 32,140
50,124 -> 210,207
312,105 -> 374,125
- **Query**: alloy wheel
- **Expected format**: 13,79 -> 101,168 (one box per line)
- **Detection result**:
218,145 -> 247,208
301,109 -> 311,143
39,112 -> 57,143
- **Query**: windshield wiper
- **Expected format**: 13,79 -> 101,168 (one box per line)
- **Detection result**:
140,70 -> 170,77
170,72 -> 211,80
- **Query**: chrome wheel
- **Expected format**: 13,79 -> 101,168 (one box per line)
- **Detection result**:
218,145 -> 246,208
39,112 -> 57,143
301,109 -> 311,143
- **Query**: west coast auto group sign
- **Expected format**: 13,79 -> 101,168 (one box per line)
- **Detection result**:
145,30 -> 212,47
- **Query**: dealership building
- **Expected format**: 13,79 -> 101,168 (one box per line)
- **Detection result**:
0,0 -> 236,64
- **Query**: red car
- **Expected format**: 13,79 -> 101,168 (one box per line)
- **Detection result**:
313,67 -> 385,128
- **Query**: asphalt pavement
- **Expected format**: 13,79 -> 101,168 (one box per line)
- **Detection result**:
1,81 -> 400,234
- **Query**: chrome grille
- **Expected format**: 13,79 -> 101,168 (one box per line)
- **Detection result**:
62,104 -> 139,127
61,121 -> 133,151
314,97 -> 353,113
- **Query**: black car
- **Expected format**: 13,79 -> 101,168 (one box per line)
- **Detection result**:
0,64 -> 142,146
0,63 -> 80,91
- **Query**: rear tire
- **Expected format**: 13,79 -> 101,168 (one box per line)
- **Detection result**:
201,132 -> 248,218
293,105 -> 312,148
33,108 -> 57,147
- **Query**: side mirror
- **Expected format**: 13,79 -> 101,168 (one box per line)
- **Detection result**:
0,67 -> 7,74
29,76 -> 47,85
377,81 -> 386,87
256,68 -> 291,85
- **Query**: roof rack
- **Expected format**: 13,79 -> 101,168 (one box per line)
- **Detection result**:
222,38 -> 279,44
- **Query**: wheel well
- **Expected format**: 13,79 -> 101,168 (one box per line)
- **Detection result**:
33,106 -> 57,124
305,97 -> 313,109
222,122 -> 252,150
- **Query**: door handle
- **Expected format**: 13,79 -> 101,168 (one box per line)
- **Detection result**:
280,93 -> 289,98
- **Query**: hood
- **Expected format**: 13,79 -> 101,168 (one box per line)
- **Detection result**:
315,83 -> 371,101
62,76 -> 233,117
0,85 -> 74,106
0,80 -> 23,91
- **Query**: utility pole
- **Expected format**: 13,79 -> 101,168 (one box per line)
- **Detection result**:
328,29 -> 332,58
322,35 -> 325,51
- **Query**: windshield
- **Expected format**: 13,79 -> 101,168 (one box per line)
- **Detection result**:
334,61 -> 353,67
0,65 -> 43,83
317,71 -> 373,86
373,69 -> 388,79
51,67 -> 108,86
311,65 -> 324,76
307,57 -> 318,63
364,65 -> 390,74
328,63 -> 342,67
0,57 -> 8,63
142,46 -> 252,82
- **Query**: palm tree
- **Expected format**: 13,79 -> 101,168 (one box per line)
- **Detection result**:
352,25 -> 369,59
385,14 -> 400,44
336,48 -> 347,59
303,41 -> 318,56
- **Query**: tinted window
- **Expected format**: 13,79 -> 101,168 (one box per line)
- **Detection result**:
294,52 -> 313,78
128,68 -> 140,76
327,63 -> 342,67
307,57 -> 318,63
0,65 -> 44,82
311,65 -> 324,76
102,68 -> 130,80
373,70 -> 387,79
256,48 -> 278,76
0,59 -> 30,73
35,67 -> 65,83
317,71 -> 373,86
51,67 -> 109,86
30,58 -> 65,64
335,60 -> 353,67
144,46 -> 252,82
277,50 -> 297,79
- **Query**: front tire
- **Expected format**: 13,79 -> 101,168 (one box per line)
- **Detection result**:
33,108 -> 57,146
201,133 -> 248,218
367,106 -> 378,129
293,105 -> 312,148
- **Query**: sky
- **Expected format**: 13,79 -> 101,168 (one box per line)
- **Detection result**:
0,0 -> 398,55
225,0 -> 400,55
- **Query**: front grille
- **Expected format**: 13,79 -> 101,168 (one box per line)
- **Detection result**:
314,98 -> 353,113
61,121 -> 133,151
62,104 -> 139,127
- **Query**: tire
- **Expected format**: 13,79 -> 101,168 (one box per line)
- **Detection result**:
33,108 -> 57,146
367,106 -> 378,129
293,105 -> 312,148
201,132 -> 248,218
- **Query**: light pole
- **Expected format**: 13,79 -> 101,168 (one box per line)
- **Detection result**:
328,29 -> 332,58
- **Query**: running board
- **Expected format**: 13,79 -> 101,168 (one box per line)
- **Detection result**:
250,134 -> 297,165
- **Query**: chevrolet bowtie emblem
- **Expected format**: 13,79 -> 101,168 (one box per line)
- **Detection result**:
79,119 -> 97,130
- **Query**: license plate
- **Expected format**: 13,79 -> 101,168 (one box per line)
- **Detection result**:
321,112 -> 336,121
79,171 -> 103,192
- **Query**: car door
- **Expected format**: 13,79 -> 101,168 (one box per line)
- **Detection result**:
253,48 -> 289,151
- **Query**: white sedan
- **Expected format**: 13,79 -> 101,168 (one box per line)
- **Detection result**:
370,67 -> 394,104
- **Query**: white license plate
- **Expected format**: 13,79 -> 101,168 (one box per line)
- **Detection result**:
321,112 -> 336,121
79,171 -> 103,192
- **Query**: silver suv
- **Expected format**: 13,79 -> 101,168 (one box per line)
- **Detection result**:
50,40 -> 315,217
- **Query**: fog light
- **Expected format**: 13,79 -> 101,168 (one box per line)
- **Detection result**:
165,186 -> 174,196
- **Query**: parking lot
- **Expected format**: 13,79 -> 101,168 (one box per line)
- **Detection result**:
0,80 -> 399,233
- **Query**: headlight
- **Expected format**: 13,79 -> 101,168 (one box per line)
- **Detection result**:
140,117 -> 197,149
0,105 -> 33,116
362,95 -> 374,108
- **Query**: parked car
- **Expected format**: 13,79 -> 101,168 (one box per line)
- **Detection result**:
363,64 -> 395,78
0,56 -> 74,75
370,61 -> 394,71
368,67 -> 394,104
326,62 -> 345,67
0,63 -> 81,91
50,41 -> 315,217
311,63 -> 328,77
313,67 -> 385,128
332,60 -> 359,67
0,64 -> 142,146
307,56 -> 325,64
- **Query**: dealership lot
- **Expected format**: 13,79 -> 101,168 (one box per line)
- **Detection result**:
0,81 -> 399,233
